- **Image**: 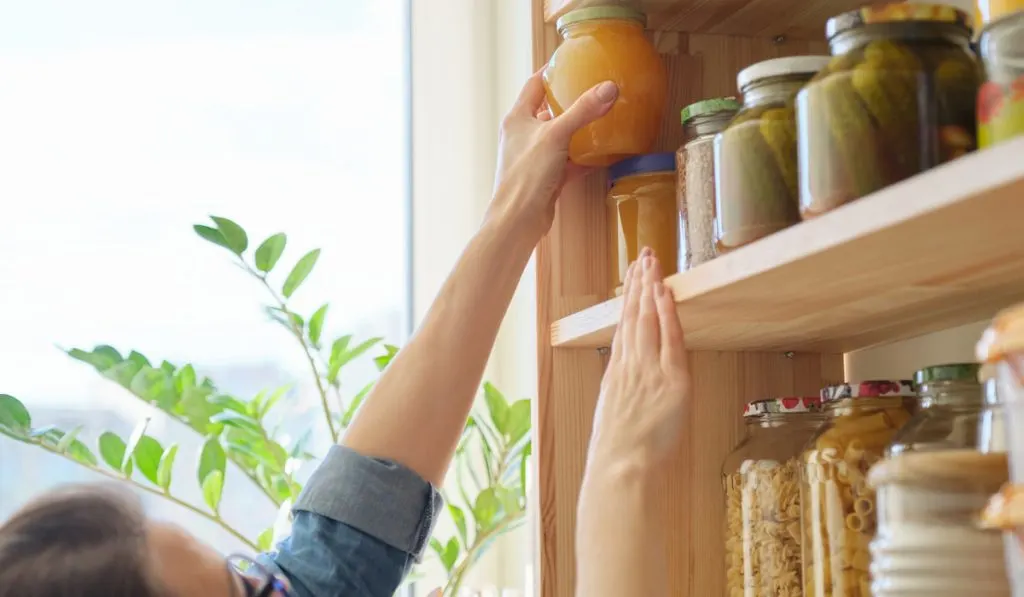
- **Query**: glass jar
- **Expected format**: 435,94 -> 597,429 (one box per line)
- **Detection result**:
887,362 -> 983,456
677,97 -> 740,270
606,153 -> 677,296
976,0 -> 1024,27
714,56 -> 830,252
978,363 -> 1008,453
978,11 -> 1024,148
543,6 -> 668,167
797,3 -> 982,218
801,380 -> 918,597
722,397 -> 825,597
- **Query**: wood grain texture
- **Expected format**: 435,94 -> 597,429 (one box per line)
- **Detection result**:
544,0 -> 881,39
552,137 -> 1024,352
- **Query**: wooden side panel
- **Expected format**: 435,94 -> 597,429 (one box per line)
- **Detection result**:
530,14 -> 837,597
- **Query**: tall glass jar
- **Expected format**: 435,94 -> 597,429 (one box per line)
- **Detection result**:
978,363 -> 1008,453
887,362 -> 983,456
722,397 -> 824,597
677,97 -> 740,271
797,3 -> 982,218
543,6 -> 668,167
801,380 -> 918,597
978,10 -> 1024,148
714,56 -> 830,252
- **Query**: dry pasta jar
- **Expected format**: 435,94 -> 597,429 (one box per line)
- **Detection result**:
677,97 -> 740,271
887,363 -> 983,456
606,153 -> 677,296
543,6 -> 668,167
714,56 -> 830,252
722,397 -> 825,597
800,380 -> 917,597
978,10 -> 1024,148
797,3 -> 982,218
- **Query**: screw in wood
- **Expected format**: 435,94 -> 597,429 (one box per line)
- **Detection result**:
597,347 -> 611,356
784,351 -> 795,359
773,35 -> 787,45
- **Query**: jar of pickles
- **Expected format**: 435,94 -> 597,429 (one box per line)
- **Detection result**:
978,10 -> 1024,148
677,98 -> 739,270
714,56 -> 829,252
722,397 -> 825,597
887,363 -> 983,456
801,380 -> 917,597
543,6 -> 668,167
606,153 -> 678,296
797,3 -> 982,218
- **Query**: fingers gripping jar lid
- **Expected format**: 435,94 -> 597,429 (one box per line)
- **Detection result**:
743,396 -> 823,417
556,5 -> 646,33
735,55 -> 831,93
821,379 -> 917,402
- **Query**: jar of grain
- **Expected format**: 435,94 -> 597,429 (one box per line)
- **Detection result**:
677,97 -> 740,270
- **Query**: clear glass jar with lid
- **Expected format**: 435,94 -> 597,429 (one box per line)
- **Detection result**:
887,363 -> 983,456
677,97 -> 740,271
714,56 -> 830,252
977,363 -> 1007,453
722,397 -> 825,597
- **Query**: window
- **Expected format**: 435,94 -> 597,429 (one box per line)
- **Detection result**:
0,0 -> 411,555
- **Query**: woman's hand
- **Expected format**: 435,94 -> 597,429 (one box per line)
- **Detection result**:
487,71 -> 618,239
588,248 -> 691,472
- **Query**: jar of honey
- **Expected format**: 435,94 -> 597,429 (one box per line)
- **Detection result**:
544,6 -> 668,167
607,153 -> 678,296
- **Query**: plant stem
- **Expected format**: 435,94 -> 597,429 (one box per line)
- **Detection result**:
445,512 -> 524,597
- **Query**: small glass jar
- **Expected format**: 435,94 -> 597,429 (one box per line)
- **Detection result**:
606,153 -> 677,296
722,397 -> 825,597
801,380 -> 918,597
543,6 -> 668,167
797,3 -> 982,218
978,11 -> 1024,148
714,56 -> 829,252
887,363 -> 983,456
677,97 -> 740,271
978,363 -> 1008,453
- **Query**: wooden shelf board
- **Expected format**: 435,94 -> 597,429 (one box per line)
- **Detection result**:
551,138 -> 1024,352
544,0 -> 876,39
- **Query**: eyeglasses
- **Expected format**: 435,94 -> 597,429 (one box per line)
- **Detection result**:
227,554 -> 294,597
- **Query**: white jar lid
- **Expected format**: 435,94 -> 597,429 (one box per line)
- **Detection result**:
736,55 -> 831,92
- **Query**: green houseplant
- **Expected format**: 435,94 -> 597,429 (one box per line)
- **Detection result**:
0,216 -> 530,597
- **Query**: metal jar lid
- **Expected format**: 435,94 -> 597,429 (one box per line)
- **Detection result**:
822,380 -> 917,403
826,3 -> 972,42
735,56 -> 831,93
743,396 -> 822,417
914,362 -> 981,385
557,6 -> 646,34
680,97 -> 741,126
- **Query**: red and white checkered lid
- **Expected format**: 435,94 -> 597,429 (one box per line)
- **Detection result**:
821,380 -> 916,402
743,397 -> 822,417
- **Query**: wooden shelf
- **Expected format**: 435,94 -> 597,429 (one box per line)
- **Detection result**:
551,138 -> 1024,352
544,0 -> 872,40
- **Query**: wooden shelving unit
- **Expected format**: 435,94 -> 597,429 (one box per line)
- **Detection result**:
528,2 -> 1023,597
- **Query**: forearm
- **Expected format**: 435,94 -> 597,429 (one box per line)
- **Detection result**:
576,457 -> 666,597
342,205 -> 538,486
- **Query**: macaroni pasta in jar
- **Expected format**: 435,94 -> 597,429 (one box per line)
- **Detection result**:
801,380 -> 918,597
722,397 -> 825,597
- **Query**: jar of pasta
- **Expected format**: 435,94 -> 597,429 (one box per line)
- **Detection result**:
714,56 -> 829,252
797,3 -> 982,218
887,363 -> 983,456
801,380 -> 918,597
543,6 -> 668,167
607,153 -> 678,296
722,397 -> 825,597
677,97 -> 740,270
978,10 -> 1024,148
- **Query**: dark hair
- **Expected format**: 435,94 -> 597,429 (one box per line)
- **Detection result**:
0,483 -> 167,597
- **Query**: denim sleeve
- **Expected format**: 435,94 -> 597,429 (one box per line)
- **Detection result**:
257,445 -> 442,597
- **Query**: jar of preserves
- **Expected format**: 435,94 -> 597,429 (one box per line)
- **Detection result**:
543,6 -> 668,167
714,56 -> 830,252
797,3 -> 982,218
677,97 -> 740,270
801,380 -> 918,597
978,11 -> 1024,148
722,397 -> 825,597
607,153 -> 678,296
887,363 -> 983,456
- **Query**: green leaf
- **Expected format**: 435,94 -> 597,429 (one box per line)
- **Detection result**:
257,528 -> 275,551
130,367 -> 178,409
66,439 -> 98,466
177,385 -> 218,434
328,337 -> 383,383
473,488 -> 501,529
341,382 -> 373,427
429,538 -> 445,561
483,383 -> 510,436
374,344 -> 400,372
157,444 -> 179,492
498,485 -> 522,516
55,425 -> 83,453
0,394 -> 31,433
202,470 -> 225,513
122,419 -> 150,471
98,432 -> 132,475
197,437 -> 226,485
209,394 -> 249,415
308,304 -> 329,347
193,224 -> 232,251
103,360 -> 143,389
441,537 -> 460,573
210,410 -> 264,435
159,360 -> 177,374
281,249 -> 320,298
519,440 -> 532,495
254,233 -> 287,273
67,345 -> 122,371
506,399 -> 531,445
127,351 -> 151,369
133,436 -> 164,486
258,387 -> 289,420
174,364 -> 197,394
210,216 -> 248,254
449,504 -> 469,545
